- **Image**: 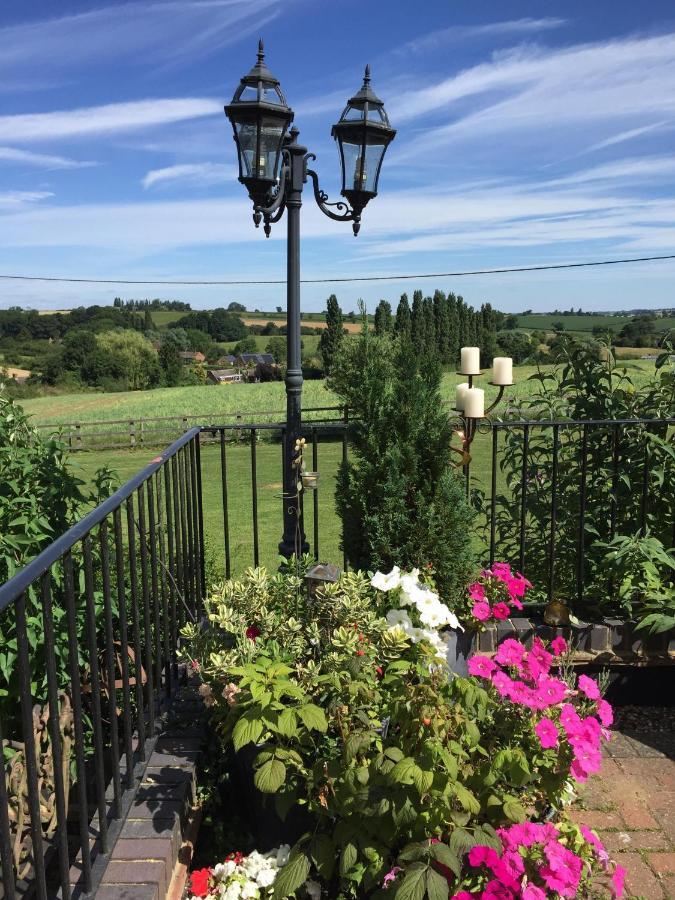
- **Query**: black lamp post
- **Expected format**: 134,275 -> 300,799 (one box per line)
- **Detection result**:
225,41 -> 395,558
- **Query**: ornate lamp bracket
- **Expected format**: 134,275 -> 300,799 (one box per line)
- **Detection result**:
253,163 -> 289,236
305,157 -> 361,235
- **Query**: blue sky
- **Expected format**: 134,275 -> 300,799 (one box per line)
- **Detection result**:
1,0 -> 675,313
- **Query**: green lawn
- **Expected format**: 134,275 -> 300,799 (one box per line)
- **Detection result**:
61,357 -> 658,578
72,438 -> 346,578
22,361 -> 656,428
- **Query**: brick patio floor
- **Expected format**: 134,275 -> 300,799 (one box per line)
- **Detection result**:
573,728 -> 675,899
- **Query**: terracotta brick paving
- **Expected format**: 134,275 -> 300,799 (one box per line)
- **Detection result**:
573,728 -> 675,899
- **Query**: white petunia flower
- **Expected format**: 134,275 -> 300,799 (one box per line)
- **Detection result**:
305,880 -> 322,899
386,608 -> 413,630
399,569 -> 421,596
275,844 -> 291,867
241,882 -> 260,899
223,883 -> 243,900
256,868 -> 276,888
371,566 -> 401,591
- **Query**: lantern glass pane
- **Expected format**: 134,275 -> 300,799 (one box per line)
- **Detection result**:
363,141 -> 386,192
234,121 -> 258,177
340,137 -> 366,191
262,84 -> 284,105
258,117 -> 285,178
240,85 -> 258,101
344,104 -> 365,121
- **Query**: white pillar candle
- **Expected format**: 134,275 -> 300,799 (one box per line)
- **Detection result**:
492,357 -> 513,385
464,387 -> 484,418
460,346 -> 481,375
455,382 -> 470,411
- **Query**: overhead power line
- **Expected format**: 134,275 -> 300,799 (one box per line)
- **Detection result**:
0,253 -> 674,286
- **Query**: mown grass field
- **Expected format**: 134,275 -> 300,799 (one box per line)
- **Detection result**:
59,357 -> 658,577
22,360 -> 656,426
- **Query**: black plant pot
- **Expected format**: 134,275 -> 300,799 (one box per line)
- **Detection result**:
445,630 -> 476,677
234,745 -> 313,852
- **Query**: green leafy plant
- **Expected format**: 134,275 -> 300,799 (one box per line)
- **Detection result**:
594,532 -> 675,633
182,565 -> 616,898
487,336 -> 675,614
0,389 -> 116,722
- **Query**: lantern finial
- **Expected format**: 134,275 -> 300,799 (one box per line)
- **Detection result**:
257,38 -> 265,62
364,64 -> 371,84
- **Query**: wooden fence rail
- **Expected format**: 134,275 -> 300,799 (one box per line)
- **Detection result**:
33,406 -> 346,451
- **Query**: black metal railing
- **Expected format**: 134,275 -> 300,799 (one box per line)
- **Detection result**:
0,412 -> 672,897
0,427 -> 205,899
473,417 -> 675,606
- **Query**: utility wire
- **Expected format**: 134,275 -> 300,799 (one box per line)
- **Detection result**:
0,253 -> 674,286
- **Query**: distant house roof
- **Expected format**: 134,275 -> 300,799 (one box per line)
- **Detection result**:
179,350 -> 205,363
207,368 -> 242,384
237,352 -> 275,366
217,355 -> 238,366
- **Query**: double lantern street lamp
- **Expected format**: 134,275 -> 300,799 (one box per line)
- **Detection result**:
225,43 -> 515,555
225,42 -> 396,558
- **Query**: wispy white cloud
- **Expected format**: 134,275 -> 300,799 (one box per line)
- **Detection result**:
0,146 -> 97,169
542,155 -> 675,187
0,0 -> 283,83
0,98 -> 221,143
397,18 -> 567,55
581,120 -> 673,154
0,191 -> 53,210
388,32 -> 675,143
142,162 -> 236,189
1,176 -> 674,257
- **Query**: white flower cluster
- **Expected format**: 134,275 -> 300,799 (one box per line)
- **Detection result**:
371,566 -> 463,663
189,846 -> 291,900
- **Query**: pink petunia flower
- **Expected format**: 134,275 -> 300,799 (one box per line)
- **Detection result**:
491,562 -> 512,580
580,826 -> 609,867
468,846 -> 500,870
468,655 -> 497,679
491,670 -> 515,698
522,886 -> 546,900
597,698 -> 614,727
472,600 -> 491,621
612,864 -> 626,898
536,676 -> 568,707
492,602 -> 511,621
550,636 -> 567,656
469,582 -> 486,601
535,718 -> 559,749
578,674 -> 601,700
494,638 -> 526,669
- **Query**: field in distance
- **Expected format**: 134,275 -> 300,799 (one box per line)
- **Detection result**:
514,313 -> 675,334
21,360 -> 656,426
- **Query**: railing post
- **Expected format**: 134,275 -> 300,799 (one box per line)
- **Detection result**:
130,419 -> 136,448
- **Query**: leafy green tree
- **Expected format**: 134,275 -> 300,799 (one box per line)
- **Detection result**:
319,294 -> 344,375
496,330 -> 536,364
234,335 -> 258,355
97,330 -> 161,390
373,299 -> 393,335
143,309 -> 155,331
265,335 -> 287,364
186,328 -> 215,357
159,338 -> 182,386
328,325 -> 475,595
228,301 -> 247,312
394,293 -> 411,336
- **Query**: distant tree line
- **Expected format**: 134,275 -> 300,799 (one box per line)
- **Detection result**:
113,297 -> 191,311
